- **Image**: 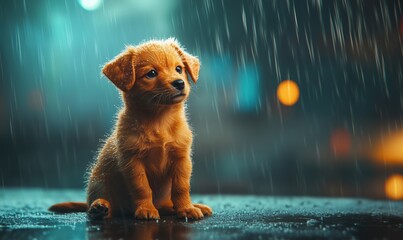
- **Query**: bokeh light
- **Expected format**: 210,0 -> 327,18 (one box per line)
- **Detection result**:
78,0 -> 102,11
237,64 -> 260,112
277,80 -> 300,106
330,129 -> 351,157
373,131 -> 403,165
385,175 -> 403,200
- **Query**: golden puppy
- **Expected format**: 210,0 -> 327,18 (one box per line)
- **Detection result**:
49,38 -> 212,220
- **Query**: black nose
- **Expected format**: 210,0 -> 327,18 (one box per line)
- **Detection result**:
171,79 -> 185,91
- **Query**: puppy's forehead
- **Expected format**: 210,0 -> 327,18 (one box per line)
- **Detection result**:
136,43 -> 182,66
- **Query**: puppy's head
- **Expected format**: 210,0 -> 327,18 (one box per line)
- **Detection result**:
102,38 -> 200,106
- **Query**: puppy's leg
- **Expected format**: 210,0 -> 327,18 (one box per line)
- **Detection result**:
171,157 -> 204,220
126,160 -> 160,220
87,170 -> 113,220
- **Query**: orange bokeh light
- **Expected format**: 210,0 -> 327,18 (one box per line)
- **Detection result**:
277,80 -> 300,106
373,131 -> 403,164
330,129 -> 351,157
385,175 -> 403,200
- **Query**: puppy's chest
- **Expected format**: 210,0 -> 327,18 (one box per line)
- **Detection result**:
140,131 -> 184,173
145,144 -> 172,172
122,124 -> 191,171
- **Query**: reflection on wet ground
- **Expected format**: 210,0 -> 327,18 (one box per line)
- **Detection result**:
87,218 -> 191,240
1,189 -> 403,239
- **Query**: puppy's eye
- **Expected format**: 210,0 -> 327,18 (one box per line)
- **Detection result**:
145,70 -> 157,79
175,66 -> 183,74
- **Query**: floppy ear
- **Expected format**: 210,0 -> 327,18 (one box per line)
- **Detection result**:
169,40 -> 200,83
102,47 -> 136,92
182,52 -> 200,83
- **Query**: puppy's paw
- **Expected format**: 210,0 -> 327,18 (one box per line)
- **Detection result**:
135,204 -> 160,220
176,206 -> 204,220
193,203 -> 213,216
88,199 -> 112,220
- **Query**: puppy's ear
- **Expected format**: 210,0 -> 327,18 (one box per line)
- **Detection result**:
182,52 -> 200,83
102,47 -> 136,92
168,40 -> 200,83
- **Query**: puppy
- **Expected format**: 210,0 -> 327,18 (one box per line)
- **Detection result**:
49,38 -> 212,220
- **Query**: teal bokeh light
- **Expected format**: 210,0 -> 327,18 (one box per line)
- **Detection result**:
78,0 -> 102,11
237,64 -> 260,112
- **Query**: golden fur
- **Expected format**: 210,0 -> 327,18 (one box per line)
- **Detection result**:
49,39 -> 212,220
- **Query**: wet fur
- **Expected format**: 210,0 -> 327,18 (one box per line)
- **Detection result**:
49,39 -> 212,220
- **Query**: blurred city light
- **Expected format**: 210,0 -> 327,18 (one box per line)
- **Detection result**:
78,0 -> 102,11
237,64 -> 260,112
276,80 -> 300,106
385,175 -> 403,200
373,131 -> 403,165
330,129 -> 351,158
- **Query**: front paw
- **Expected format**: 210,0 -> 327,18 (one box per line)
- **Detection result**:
135,204 -> 160,220
176,206 -> 204,220
193,203 -> 213,216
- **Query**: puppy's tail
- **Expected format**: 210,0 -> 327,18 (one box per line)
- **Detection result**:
49,202 -> 88,213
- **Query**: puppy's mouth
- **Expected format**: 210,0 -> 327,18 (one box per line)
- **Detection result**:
172,93 -> 186,98
147,92 -> 187,105
170,93 -> 186,103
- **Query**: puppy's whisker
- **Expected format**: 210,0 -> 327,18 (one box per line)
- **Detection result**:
146,89 -> 175,105
155,93 -> 166,106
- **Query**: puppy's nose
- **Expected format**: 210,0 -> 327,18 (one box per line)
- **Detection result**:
171,79 -> 185,91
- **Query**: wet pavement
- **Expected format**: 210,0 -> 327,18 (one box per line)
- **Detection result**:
1,189 -> 403,239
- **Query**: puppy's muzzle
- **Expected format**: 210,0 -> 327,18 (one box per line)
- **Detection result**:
171,79 -> 185,91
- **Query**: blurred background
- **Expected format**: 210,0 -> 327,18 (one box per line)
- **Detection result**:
1,0 -> 403,199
